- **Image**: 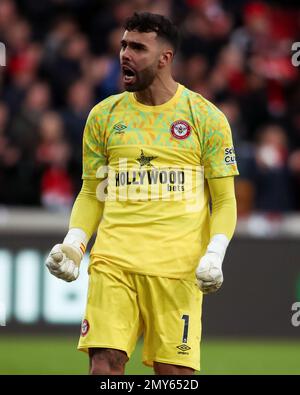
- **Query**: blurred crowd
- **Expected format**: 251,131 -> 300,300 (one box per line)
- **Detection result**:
0,0 -> 299,215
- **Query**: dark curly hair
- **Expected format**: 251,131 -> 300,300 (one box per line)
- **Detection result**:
124,12 -> 180,54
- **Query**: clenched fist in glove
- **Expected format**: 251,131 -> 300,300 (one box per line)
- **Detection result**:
46,228 -> 87,282
196,234 -> 229,294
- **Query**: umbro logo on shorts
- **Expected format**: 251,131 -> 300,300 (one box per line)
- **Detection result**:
177,344 -> 191,355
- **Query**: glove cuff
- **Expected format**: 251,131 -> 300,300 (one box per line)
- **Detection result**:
63,228 -> 88,257
207,234 -> 229,262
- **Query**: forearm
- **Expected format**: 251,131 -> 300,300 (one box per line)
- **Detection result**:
208,176 -> 237,241
196,176 -> 237,293
46,179 -> 104,282
69,179 -> 104,241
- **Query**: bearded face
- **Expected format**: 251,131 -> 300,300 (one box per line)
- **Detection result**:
121,62 -> 158,92
120,30 -> 163,92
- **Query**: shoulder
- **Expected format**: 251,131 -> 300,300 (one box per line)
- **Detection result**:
182,86 -> 227,123
88,92 -> 130,120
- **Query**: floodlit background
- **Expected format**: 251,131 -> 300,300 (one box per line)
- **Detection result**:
0,0 -> 300,375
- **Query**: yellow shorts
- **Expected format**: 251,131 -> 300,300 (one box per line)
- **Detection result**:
78,263 -> 203,371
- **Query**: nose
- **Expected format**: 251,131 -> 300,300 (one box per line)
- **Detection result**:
121,46 -> 132,62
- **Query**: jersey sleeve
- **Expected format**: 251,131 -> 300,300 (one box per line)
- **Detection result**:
202,109 -> 239,179
82,106 -> 107,179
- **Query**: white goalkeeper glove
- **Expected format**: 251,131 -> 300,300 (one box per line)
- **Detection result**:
196,234 -> 229,294
46,228 -> 87,282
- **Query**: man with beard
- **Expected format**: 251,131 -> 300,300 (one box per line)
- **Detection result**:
46,12 -> 239,375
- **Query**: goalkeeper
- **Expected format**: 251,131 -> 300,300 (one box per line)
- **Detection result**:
46,12 -> 238,375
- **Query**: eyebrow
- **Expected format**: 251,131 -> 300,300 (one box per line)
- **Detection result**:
120,39 -> 148,50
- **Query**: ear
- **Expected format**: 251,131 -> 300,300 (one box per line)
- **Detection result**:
158,49 -> 173,68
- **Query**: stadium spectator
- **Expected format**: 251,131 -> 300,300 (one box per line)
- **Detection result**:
37,111 -> 74,211
254,124 -> 294,212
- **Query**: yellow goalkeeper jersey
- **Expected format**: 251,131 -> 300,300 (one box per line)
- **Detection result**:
82,83 -> 239,279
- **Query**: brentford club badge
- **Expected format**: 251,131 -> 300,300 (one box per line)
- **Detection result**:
170,120 -> 191,140
81,319 -> 89,337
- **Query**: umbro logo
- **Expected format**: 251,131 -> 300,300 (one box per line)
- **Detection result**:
177,344 -> 191,355
177,344 -> 191,352
113,123 -> 127,133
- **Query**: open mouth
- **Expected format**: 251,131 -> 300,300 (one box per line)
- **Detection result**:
122,65 -> 136,84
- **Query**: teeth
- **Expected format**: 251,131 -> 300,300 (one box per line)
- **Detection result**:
124,75 -> 134,83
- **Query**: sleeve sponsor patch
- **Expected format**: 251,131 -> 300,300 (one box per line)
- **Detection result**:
224,146 -> 236,165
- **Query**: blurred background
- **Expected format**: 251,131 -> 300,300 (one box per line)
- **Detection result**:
0,0 -> 299,375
